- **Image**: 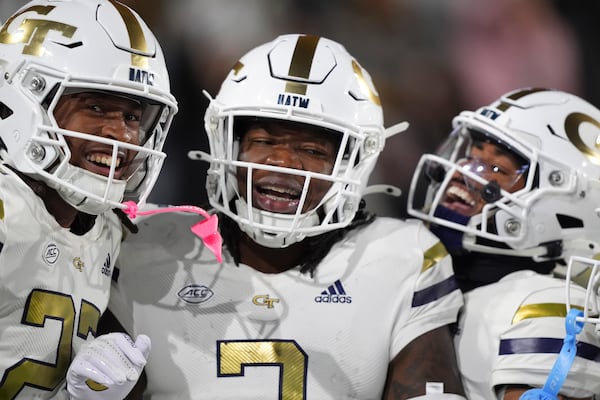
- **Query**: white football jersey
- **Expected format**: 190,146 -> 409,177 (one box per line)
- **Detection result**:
0,166 -> 123,399
455,270 -> 600,399
109,210 -> 463,400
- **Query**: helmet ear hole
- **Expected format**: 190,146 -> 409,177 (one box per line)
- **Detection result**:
556,214 -> 584,229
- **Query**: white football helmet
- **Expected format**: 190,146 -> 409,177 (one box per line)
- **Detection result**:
194,34 -> 405,248
408,88 -> 600,261
0,0 -> 177,214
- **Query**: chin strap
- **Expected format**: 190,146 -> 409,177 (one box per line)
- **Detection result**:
519,308 -> 584,400
121,201 -> 223,263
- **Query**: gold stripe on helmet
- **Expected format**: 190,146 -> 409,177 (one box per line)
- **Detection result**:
232,61 -> 244,76
352,60 -> 381,106
285,35 -> 320,95
108,0 -> 148,69
497,88 -> 549,111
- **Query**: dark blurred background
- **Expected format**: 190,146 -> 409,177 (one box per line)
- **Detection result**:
3,0 -> 598,218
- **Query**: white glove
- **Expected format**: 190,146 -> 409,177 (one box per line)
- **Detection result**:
67,333 -> 151,400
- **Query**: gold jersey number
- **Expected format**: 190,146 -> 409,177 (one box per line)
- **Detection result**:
0,289 -> 101,399
218,339 -> 308,400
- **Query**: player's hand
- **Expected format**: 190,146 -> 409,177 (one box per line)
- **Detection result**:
66,333 -> 151,400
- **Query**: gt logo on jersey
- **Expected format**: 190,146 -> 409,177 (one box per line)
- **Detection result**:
0,5 -> 77,57
42,243 -> 59,265
252,294 -> 280,309
178,284 -> 214,304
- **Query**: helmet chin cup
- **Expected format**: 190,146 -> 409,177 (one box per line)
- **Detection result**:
234,198 -> 320,248
50,164 -> 127,214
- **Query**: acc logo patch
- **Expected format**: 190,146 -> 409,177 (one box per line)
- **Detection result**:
42,243 -> 60,266
177,284 -> 214,304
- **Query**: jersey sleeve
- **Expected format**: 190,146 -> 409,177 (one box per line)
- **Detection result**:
490,283 -> 600,397
390,220 -> 464,357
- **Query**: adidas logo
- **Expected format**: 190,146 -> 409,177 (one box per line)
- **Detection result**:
314,280 -> 352,304
101,253 -> 112,277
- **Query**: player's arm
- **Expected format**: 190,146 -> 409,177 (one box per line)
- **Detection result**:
382,325 -> 465,400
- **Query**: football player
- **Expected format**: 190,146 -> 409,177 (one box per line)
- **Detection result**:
0,0 -> 177,399
103,34 -> 466,399
408,88 -> 600,399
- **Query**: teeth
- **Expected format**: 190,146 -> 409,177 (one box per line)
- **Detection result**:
261,184 -> 299,196
86,154 -> 121,168
447,185 -> 476,206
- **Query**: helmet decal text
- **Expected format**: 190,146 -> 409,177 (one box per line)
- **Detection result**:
276,93 -> 309,108
129,67 -> 154,86
0,5 -> 76,56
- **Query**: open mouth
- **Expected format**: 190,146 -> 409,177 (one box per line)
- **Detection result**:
253,180 -> 303,214
85,152 -> 126,178
442,182 -> 480,216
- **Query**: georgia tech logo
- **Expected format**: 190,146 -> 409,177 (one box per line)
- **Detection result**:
252,294 -> 280,309
178,284 -> 214,304
0,5 -> 77,56
73,257 -> 84,272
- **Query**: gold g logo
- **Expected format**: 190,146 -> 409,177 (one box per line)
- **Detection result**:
0,5 -> 76,57
565,112 -> 600,165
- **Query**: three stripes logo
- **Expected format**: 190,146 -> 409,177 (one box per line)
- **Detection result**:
314,279 -> 352,304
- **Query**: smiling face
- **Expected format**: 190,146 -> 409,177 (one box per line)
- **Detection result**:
236,118 -> 340,214
441,138 -> 527,217
53,91 -> 143,180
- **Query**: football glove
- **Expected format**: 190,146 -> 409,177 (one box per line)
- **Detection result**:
67,332 -> 150,400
